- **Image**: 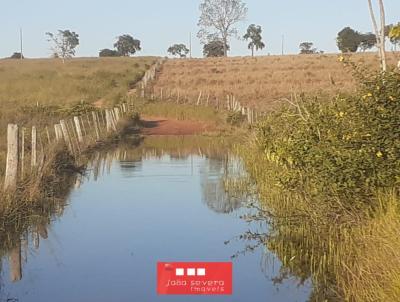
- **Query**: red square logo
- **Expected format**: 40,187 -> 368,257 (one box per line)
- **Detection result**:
157,262 -> 232,295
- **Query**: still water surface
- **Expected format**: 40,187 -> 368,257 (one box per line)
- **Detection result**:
0,137 -> 310,301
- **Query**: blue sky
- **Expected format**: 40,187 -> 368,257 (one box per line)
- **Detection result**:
1,0 -> 399,58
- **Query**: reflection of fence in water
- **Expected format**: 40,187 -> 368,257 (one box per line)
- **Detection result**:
0,151 -> 248,287
1,209 -> 68,283
0,169 -> 81,284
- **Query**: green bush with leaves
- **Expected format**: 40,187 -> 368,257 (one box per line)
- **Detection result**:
256,62 -> 399,206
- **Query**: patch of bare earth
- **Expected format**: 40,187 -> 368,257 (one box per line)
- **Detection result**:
93,99 -> 105,108
140,116 -> 214,136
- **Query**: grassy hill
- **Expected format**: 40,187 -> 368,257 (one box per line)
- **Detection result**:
153,52 -> 399,110
0,56 -> 156,177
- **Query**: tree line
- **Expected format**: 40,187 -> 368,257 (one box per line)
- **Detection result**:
9,31 -> 142,61
7,0 -> 400,61
336,24 -> 400,53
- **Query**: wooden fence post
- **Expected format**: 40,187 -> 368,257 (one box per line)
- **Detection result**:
4,124 -> 19,191
60,120 -> 73,153
38,132 -> 45,171
197,91 -> 202,106
110,110 -> 117,131
45,127 -> 51,144
31,126 -> 37,170
106,110 -> 113,132
86,113 -> 92,128
92,111 -> 100,140
74,116 -> 83,143
95,112 -> 103,136
114,107 -> 120,122
68,119 -> 80,153
54,124 -> 62,141
99,110 -> 106,127
81,116 -> 88,136
20,128 -> 25,179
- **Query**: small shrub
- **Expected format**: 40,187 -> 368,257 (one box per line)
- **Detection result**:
131,111 -> 140,122
226,111 -> 245,125
58,101 -> 96,116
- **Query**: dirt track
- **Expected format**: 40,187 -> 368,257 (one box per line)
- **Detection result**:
140,116 -> 214,136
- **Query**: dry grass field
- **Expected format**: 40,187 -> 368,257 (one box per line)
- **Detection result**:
0,57 -> 156,177
0,57 -> 156,108
153,52 -> 399,110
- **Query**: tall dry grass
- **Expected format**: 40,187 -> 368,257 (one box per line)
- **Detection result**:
239,143 -> 400,301
0,57 -> 156,107
153,53 -> 399,110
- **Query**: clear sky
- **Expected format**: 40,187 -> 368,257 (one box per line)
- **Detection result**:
1,0 -> 399,58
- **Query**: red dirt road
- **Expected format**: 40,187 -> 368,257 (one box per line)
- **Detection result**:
140,116 -> 214,136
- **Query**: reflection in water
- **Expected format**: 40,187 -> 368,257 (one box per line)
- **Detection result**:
0,136 -> 310,302
0,137 -> 238,283
9,244 -> 21,283
200,157 -> 245,214
229,213 -> 346,301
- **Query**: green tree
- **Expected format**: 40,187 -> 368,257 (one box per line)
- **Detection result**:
10,52 -> 24,59
243,24 -> 265,57
299,42 -> 317,54
359,33 -> 377,51
203,39 -> 230,57
198,0 -> 247,57
99,49 -> 120,57
46,30 -> 79,63
336,27 -> 362,52
167,44 -> 189,58
114,35 -> 141,56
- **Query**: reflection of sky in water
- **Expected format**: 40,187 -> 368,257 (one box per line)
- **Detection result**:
0,148 -> 311,302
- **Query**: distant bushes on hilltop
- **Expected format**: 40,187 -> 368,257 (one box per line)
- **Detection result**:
99,49 -> 120,57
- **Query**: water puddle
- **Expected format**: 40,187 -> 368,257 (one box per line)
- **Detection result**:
0,136 -> 310,301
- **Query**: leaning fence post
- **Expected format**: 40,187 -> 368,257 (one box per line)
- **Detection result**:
45,127 -> 51,144
105,110 -> 112,132
197,91 -> 202,106
114,107 -> 120,122
4,124 -> 19,191
60,120 -> 73,153
110,110 -> 117,131
31,126 -> 37,170
74,116 -> 83,144
92,111 -> 100,140
86,113 -> 92,128
54,124 -> 62,141
80,116 -> 87,136
68,119 -> 80,153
